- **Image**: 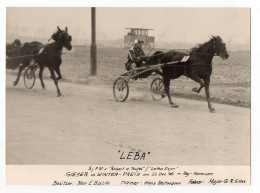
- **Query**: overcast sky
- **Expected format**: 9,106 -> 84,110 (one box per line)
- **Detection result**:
6,7 -> 250,46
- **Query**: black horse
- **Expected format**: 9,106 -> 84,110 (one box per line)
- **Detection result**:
34,26 -> 72,97
148,36 -> 229,113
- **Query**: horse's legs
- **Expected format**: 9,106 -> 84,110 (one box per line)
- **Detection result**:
153,70 -> 166,98
189,73 -> 205,93
54,65 -> 62,80
13,63 -> 28,86
39,64 -> 45,89
204,77 -> 215,113
50,66 -> 62,80
163,78 -> 178,108
48,67 -> 61,97
194,84 -> 204,93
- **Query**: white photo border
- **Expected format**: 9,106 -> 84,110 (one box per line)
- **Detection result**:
1,0 -> 259,193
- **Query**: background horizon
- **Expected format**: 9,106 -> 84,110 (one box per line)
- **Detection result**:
6,7 -> 250,51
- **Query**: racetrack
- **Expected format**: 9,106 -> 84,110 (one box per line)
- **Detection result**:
6,74 -> 250,165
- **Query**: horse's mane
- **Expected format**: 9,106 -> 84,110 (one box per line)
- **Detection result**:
190,37 -> 214,54
51,28 -> 66,42
51,31 -> 61,41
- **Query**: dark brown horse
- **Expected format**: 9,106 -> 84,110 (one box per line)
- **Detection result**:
148,36 -> 229,113
35,26 -> 72,97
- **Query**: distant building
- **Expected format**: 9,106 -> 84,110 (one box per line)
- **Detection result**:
124,28 -> 155,49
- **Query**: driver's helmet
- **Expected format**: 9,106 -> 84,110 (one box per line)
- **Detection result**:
13,39 -> 21,47
134,39 -> 144,45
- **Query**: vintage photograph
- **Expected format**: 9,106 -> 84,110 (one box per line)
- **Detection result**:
5,7 -> 250,175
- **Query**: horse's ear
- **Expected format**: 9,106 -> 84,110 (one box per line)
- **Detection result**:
57,26 -> 62,32
65,26 -> 68,32
211,35 -> 215,39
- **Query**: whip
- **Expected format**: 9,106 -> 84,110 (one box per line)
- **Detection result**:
147,24 -> 172,57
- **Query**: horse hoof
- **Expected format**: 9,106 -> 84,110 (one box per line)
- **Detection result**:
210,108 -> 215,113
192,87 -> 197,92
171,103 -> 179,108
42,86 -> 46,90
57,76 -> 62,80
57,93 -> 62,97
161,93 -> 166,98
13,81 -> 18,86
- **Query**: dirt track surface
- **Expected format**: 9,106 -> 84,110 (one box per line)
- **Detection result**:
6,74 -> 250,165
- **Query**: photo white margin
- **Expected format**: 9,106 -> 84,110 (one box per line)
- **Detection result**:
0,0 -> 259,193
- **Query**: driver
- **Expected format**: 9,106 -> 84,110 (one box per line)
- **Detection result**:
125,39 -> 147,70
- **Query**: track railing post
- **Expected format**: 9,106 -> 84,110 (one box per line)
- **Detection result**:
90,7 -> 97,75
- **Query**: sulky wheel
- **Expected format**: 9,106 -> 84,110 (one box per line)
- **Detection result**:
113,77 -> 129,102
24,67 -> 36,89
150,77 -> 165,101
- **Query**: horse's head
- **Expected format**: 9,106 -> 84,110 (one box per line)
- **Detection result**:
211,36 -> 229,60
51,26 -> 72,50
